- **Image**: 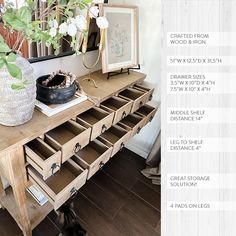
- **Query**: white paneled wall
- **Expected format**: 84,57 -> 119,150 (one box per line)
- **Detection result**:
109,0 -> 162,158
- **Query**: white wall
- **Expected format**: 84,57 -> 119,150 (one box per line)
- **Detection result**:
109,0 -> 162,158
31,51 -> 101,78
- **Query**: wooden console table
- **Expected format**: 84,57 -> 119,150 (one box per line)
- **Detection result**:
0,70 -> 151,236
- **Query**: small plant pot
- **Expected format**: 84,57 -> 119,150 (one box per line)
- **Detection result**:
36,74 -> 77,104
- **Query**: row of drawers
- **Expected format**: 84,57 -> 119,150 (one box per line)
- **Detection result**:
24,83 -> 157,210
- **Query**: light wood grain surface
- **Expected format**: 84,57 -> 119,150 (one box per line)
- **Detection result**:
0,70 -> 146,156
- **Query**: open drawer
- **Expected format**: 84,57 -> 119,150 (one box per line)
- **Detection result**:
72,139 -> 112,179
25,138 -> 61,180
45,120 -> 91,163
99,124 -> 132,157
135,104 -> 158,126
76,107 -> 114,141
118,87 -> 148,113
118,113 -> 146,137
132,83 -> 154,102
28,159 -> 88,210
100,96 -> 132,124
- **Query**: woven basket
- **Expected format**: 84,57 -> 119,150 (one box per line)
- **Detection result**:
0,55 -> 36,126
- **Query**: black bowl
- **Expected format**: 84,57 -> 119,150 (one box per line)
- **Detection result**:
36,74 -> 77,104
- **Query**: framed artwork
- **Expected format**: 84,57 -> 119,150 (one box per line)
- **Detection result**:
100,4 -> 139,73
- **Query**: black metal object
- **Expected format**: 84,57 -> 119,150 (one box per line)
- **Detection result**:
107,64 -> 141,80
36,74 -> 77,104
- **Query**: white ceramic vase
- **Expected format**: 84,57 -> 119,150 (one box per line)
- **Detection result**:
0,55 -> 36,126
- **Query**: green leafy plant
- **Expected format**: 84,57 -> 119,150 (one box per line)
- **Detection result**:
0,0 -> 108,90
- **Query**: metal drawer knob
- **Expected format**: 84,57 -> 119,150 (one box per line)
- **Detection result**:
99,161 -> 105,169
74,142 -> 81,154
101,124 -> 107,134
122,111 -> 127,119
70,187 -> 78,198
149,94 -> 153,101
149,116 -> 154,122
139,101 -> 143,107
51,163 -> 60,175
120,142 -> 125,151
137,127 -> 142,134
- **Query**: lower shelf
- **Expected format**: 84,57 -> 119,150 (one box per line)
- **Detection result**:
0,187 -> 53,231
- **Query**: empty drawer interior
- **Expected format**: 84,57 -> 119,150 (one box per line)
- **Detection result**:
29,161 -> 84,195
100,126 -> 127,144
25,138 -> 56,161
77,107 -> 109,125
46,121 -> 87,146
119,88 -> 145,100
136,105 -> 156,116
101,97 -> 128,111
75,140 -> 108,165
119,114 -> 143,128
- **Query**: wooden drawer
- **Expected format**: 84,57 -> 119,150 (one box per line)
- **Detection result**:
25,138 -> 61,180
76,107 -> 114,141
135,104 -> 157,126
28,159 -> 88,210
99,124 -> 131,157
72,139 -> 112,179
133,83 -> 154,102
118,113 -> 146,137
45,120 -> 91,163
118,87 -> 148,113
100,96 -> 132,124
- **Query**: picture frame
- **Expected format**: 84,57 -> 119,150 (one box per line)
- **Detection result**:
100,4 -> 139,73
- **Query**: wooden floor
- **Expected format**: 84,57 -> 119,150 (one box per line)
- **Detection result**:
0,148 -> 161,236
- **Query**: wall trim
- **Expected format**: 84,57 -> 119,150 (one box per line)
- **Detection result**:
126,141 -> 150,159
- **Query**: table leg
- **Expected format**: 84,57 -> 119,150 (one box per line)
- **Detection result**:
0,176 -> 6,209
5,147 -> 32,236
0,176 -> 6,197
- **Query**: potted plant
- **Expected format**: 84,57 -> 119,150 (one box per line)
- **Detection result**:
0,0 -> 108,126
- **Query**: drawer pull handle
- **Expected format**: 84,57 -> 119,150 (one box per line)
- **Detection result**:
122,111 -> 126,119
74,143 -> 81,154
99,161 -> 105,169
101,124 -> 107,134
70,187 -> 78,198
51,163 -> 60,175
149,116 -> 154,122
149,94 -> 153,101
139,101 -> 143,107
120,142 -> 125,151
137,127 -> 142,134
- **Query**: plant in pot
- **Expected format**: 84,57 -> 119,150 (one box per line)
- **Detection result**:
0,0 -> 108,126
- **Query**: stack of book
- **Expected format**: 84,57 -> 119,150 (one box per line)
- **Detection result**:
27,185 -> 48,206
35,93 -> 88,117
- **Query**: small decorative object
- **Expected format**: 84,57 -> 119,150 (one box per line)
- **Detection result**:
36,71 -> 80,104
100,4 -> 139,73
0,0 -> 108,126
